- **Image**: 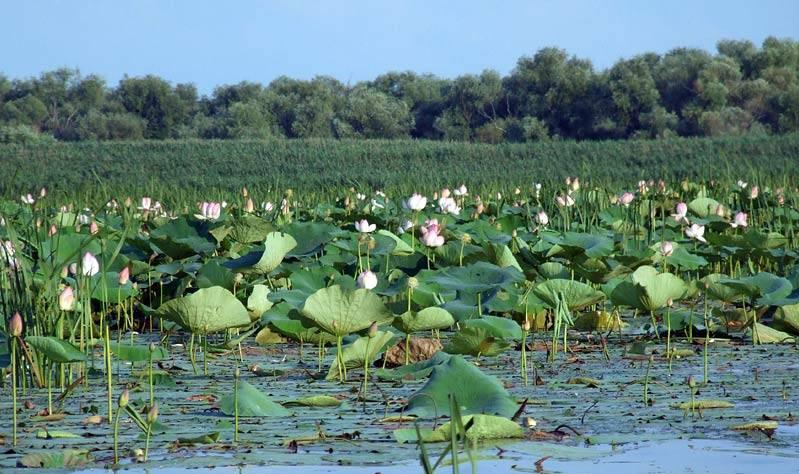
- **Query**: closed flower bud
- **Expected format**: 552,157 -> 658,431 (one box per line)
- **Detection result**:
146,404 -> 159,424
368,321 -> 378,338
9,312 -> 23,337
118,389 -> 130,408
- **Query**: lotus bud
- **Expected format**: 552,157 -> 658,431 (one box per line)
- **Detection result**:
61,266 -> 70,278
524,417 -> 537,428
89,222 -> 99,235
666,298 -> 673,307
407,277 -> 419,289
570,177 -> 580,192
146,404 -> 159,424
660,241 -> 674,257
234,273 -> 244,284
686,376 -> 696,389
149,342 -> 157,353
368,321 -> 378,338
242,186 -> 249,198
9,312 -> 23,337
118,389 -> 130,408
81,252 -> 100,276
119,266 -> 130,285
749,186 -> 759,199
48,224 -> 58,237
124,197 -> 132,208
245,198 -> 254,213
39,187 -> 47,198
521,319 -> 531,332
59,286 -> 76,311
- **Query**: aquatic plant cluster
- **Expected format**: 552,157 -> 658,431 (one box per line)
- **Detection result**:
1,176 -> 798,470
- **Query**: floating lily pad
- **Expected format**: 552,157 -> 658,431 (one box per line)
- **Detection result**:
218,380 -> 291,417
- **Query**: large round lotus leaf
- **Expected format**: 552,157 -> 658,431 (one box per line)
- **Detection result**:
483,243 -> 522,272
40,233 -> 102,270
155,286 -> 250,334
247,284 -> 274,321
404,355 -> 518,418
709,230 -> 788,250
225,232 -> 297,274
461,315 -> 522,340
774,303 -> 799,335
443,327 -> 510,357
301,285 -> 394,337
456,220 -> 512,245
283,221 -> 343,257
611,266 -> 687,311
228,214 -> 274,243
533,279 -> 605,311
150,217 -> 216,259
752,323 -> 795,344
720,273 -> 793,306
90,272 -> 137,303
688,197 -> 725,218
424,261 -> 524,294
394,307 -> 455,333
325,331 -> 395,380
702,274 -> 743,303
196,261 -> 236,290
218,380 -> 291,417
107,342 -> 168,362
546,232 -> 614,259
394,414 -> 523,443
376,229 -> 414,256
538,262 -> 570,280
374,352 -> 452,381
650,244 -> 708,271
25,336 -> 87,363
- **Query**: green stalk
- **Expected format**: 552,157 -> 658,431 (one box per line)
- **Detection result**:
105,324 -> 113,423
11,339 -> 17,446
234,368 -> 240,443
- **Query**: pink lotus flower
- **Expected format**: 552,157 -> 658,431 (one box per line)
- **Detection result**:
555,194 -> 575,207
354,219 -> 376,233
749,186 -> 759,199
672,202 -> 689,224
536,210 -> 549,226
421,231 -> 445,247
139,197 -> 152,210
619,192 -> 635,207
197,202 -> 222,220
119,266 -> 130,285
406,193 -> 427,211
245,198 -> 255,213
440,188 -> 451,198
420,219 -> 440,237
9,312 -> 23,336
438,196 -> 461,216
356,270 -> 378,290
685,224 -> 706,243
59,286 -> 76,311
453,184 -> 468,197
89,222 -> 99,235
731,212 -> 748,228
80,252 -> 100,276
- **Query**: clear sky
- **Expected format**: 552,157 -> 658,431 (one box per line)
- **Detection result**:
2,0 -> 797,95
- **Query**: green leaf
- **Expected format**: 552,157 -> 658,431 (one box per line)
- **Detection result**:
19,450 -> 93,468
461,315 -> 522,340
108,342 -> 168,362
150,217 -> 216,258
325,331 -> 395,380
533,279 -> 605,311
225,232 -> 297,274
196,261 -> 235,290
218,380 -> 291,417
444,327 -> 510,357
394,307 -> 455,334
394,414 -> 522,443
247,284 -> 274,321
377,229 -> 414,256
688,197 -> 725,218
301,285 -> 394,337
282,395 -> 342,407
155,286 -> 250,334
25,336 -> 87,363
424,261 -> 524,294
404,356 -> 518,418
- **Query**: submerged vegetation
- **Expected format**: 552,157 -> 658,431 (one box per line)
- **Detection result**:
1,174 -> 799,470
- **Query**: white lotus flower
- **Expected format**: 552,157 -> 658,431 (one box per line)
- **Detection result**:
685,224 -> 706,243
354,219 -> 376,233
356,270 -> 378,290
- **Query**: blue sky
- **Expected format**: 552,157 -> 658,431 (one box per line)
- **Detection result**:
2,0 -> 797,94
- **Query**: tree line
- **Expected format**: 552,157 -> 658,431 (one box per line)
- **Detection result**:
1,37 -> 798,144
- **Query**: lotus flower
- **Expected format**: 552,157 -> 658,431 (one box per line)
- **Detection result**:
20,194 -> 35,205
438,196 -> 461,215
244,198 -> 255,213
39,187 -> 47,198
420,219 -> 440,236
555,194 -> 575,207
119,266 -> 130,285
80,252 -> 100,276
570,177 -> 580,192
2,240 -> 18,269
262,201 -> 275,212
619,192 -> 635,207
685,224 -> 706,243
421,231 -> 445,247
354,219 -> 376,233
406,193 -> 427,211
714,204 -> 725,217
536,210 -> 549,226
89,222 -> 99,235
440,188 -> 451,198
59,286 -> 76,311
139,197 -> 152,210
453,184 -> 468,197
637,180 -> 649,194
356,270 -> 378,290
737,180 -> 748,189
749,186 -> 759,199
48,225 -> 57,237
660,241 -> 674,257
197,202 -> 222,220
9,312 -> 23,337
672,202 -> 689,224
731,211 -> 748,228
